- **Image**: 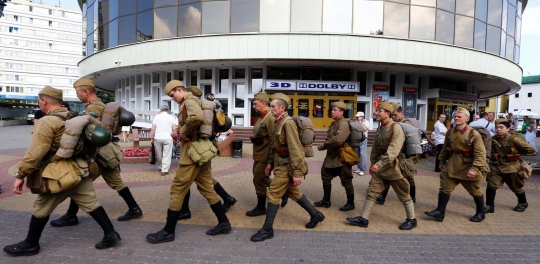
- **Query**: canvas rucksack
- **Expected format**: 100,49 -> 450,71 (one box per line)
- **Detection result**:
55,115 -> 111,159
277,116 -> 315,158
387,122 -> 423,155
101,102 -> 136,135
468,126 -> 492,156
347,119 -> 366,148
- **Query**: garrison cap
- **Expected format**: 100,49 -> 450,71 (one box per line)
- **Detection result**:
455,107 -> 470,118
254,92 -> 270,103
73,78 -> 95,89
186,86 -> 203,97
495,118 -> 510,125
391,102 -> 401,112
332,101 -> 347,110
271,93 -> 291,106
377,101 -> 394,112
164,80 -> 184,96
39,86 -> 63,100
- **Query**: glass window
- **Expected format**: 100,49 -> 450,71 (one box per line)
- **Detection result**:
190,70 -> 198,86
475,0 -> 487,22
100,0 -> 110,26
99,24 -> 109,50
180,0 -> 200,4
260,0 -> 290,32
155,0 -> 178,7
234,84 -> 245,108
250,68 -> 263,93
391,0 -> 410,3
411,0 -> 436,6
154,7 -> 177,39
323,0 -> 352,33
487,0 -> 502,26
202,1 -> 230,34
486,25 -> 501,54
291,0 -> 322,32
506,4 -> 516,37
234,68 -> 246,79
138,0 -> 153,12
357,71 -> 367,96
454,15 -> 474,47
87,32 -> 94,55
384,2 -> 409,38
219,69 -> 229,94
109,0 -> 119,21
505,35 -> 514,60
118,0 -> 136,16
231,0 -> 259,33
499,29 -> 506,56
374,72 -> 384,82
137,10 -> 153,41
178,3 -> 201,36
456,0 -> 474,16
410,6 -> 436,40
301,68 -> 321,80
517,0 -> 522,18
501,0 -> 507,32
109,18 -> 118,47
515,17 -> 521,46
389,75 -> 396,97
353,0 -> 383,35
514,44 -> 519,63
437,0 -> 455,12
508,0 -> 516,6
87,2 -> 94,36
118,14 -> 136,45
436,9 -> 454,44
203,69 -> 212,80
473,20 -> 486,50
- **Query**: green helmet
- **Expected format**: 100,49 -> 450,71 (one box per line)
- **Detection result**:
215,116 -> 232,133
119,109 -> 135,127
89,125 -> 112,147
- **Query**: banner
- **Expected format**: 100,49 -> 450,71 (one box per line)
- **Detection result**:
372,89 -> 389,115
403,93 -> 417,118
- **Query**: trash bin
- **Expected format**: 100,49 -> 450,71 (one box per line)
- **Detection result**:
232,139 -> 243,158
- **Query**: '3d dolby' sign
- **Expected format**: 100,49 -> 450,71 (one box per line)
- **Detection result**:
265,80 -> 359,93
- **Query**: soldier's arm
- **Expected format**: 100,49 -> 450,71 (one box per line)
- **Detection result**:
516,137 -> 537,156
17,119 -> 55,178
438,135 -> 450,166
370,134 -> 379,165
320,122 -> 350,150
264,115 -> 275,137
180,99 -> 204,134
375,125 -> 405,169
470,131 -> 488,175
284,121 -> 305,178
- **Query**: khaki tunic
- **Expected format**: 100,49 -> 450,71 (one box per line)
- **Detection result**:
252,111 -> 275,196
169,92 -> 219,211
319,118 -> 354,194
85,98 -> 105,118
266,113 -> 306,205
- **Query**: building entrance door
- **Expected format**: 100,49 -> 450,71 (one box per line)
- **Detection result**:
287,94 -> 357,128
427,98 -> 475,130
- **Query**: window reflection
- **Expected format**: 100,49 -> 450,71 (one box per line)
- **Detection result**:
411,0 -> 435,6
500,30 -> 506,56
99,0 -> 109,26
517,0 -> 522,18
178,3 -> 201,36
260,0 -> 290,32
118,14 -> 136,45
506,4 -> 516,36
506,35 -> 514,60
231,0 -> 259,33
501,0 -> 507,31
455,0 -> 474,16
437,0 -> 455,12
87,32 -> 94,55
473,20 -> 486,50
353,0 -> 383,35
487,0 -> 502,27
137,10 -> 153,42
486,25 -> 501,54
436,9 -> 454,44
118,0 -> 135,16
138,0 -> 153,12
514,44 -> 519,63
323,0 -> 352,33
99,24 -> 109,50
515,17 -> 521,45
454,15 -> 474,47
109,18 -> 118,47
384,2 -> 409,38
202,1 -> 230,34
155,0 -> 178,7
291,0 -> 322,32
391,0 -> 410,3
154,7 -> 177,39
475,0 -> 487,22
180,0 -> 199,4
410,6 -> 435,40
87,2 -> 94,36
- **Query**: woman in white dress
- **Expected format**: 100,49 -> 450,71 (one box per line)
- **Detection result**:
525,122 -> 537,154
121,126 -> 131,142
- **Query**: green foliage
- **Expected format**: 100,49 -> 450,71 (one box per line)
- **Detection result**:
96,89 -> 115,104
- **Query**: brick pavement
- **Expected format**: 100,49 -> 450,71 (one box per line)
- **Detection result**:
2,142 -> 540,263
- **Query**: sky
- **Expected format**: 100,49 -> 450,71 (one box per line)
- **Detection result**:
38,0 -> 540,77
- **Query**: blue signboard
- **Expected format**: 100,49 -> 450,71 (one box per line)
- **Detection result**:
0,94 -> 38,100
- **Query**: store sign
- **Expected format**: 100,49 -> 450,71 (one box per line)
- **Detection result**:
297,81 -> 359,92
439,90 -> 478,101
264,80 -> 296,90
373,85 -> 390,91
0,94 -> 37,100
403,87 -> 418,93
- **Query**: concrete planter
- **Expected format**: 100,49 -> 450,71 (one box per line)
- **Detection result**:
121,156 -> 150,164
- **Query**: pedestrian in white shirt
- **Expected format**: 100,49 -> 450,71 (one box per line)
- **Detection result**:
353,111 -> 370,176
150,105 -> 178,176
469,112 -> 495,136
433,114 -> 447,172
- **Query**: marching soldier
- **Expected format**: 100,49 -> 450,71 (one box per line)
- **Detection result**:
50,78 -> 143,227
425,107 -> 489,222
346,102 -> 417,230
4,87 -> 120,256
146,81 -> 231,243
485,118 -> 536,213
251,93 -> 325,242
376,102 -> 418,204
314,101 -> 355,211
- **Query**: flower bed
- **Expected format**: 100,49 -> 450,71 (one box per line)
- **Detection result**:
122,148 -> 151,164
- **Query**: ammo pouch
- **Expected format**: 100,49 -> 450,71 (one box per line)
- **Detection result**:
274,147 -> 290,158
187,138 -> 217,166
97,142 -> 123,169
504,154 -> 521,162
250,136 -> 267,145
339,146 -> 360,167
517,159 -> 533,179
462,148 -> 472,157
377,147 -> 388,155
445,147 -> 453,155
41,158 -> 84,194
26,161 -> 50,194
398,155 -> 416,179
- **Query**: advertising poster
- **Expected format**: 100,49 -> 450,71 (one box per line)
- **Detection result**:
372,85 -> 389,116
403,92 -> 417,118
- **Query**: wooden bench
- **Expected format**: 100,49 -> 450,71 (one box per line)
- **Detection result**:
131,128 -> 151,149
217,131 -> 235,157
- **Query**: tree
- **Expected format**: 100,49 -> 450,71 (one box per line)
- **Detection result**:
96,88 -> 115,104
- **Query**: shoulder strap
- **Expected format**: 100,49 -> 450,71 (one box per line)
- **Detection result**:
279,117 -> 291,145
387,122 -> 397,143
254,112 -> 270,136
467,127 -> 475,148
181,104 -> 187,126
510,134 -> 517,152
49,113 -> 67,121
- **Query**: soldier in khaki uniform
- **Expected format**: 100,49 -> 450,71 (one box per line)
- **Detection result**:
314,101 -> 355,211
376,102 -> 418,204
50,78 -> 142,227
485,118 -> 536,213
347,102 -> 417,230
251,93 -> 325,242
146,81 -> 231,244
176,86 -> 237,221
425,107 -> 489,222
4,87 -> 120,257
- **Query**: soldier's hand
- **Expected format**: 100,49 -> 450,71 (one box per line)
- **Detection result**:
317,145 -> 323,151
265,164 -> 274,176
171,130 -> 179,139
177,131 -> 189,141
439,165 -> 444,171
12,178 -> 24,195
369,164 -> 379,175
466,170 -> 476,178
293,177 -> 303,186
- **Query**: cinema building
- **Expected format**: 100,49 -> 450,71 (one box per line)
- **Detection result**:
78,0 -> 526,129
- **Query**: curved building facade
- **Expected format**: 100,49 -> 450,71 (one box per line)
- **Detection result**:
79,0 -> 527,129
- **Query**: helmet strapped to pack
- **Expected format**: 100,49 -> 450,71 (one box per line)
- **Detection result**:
55,115 -> 111,159
101,102 -> 135,135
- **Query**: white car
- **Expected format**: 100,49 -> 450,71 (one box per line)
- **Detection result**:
27,109 -> 39,125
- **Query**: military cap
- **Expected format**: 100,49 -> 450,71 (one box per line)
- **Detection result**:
271,93 -> 291,106
495,118 -> 510,125
377,101 -> 394,112
164,80 -> 184,96
186,86 -> 203,97
455,107 -> 470,118
254,92 -> 270,103
332,101 -> 348,110
390,102 -> 401,112
73,77 -> 95,89
39,86 -> 63,100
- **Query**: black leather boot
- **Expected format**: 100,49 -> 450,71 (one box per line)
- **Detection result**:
178,191 -> 192,220
50,199 -> 79,227
410,186 -> 416,203
3,215 -> 49,256
207,202 -> 231,236
346,216 -> 369,227
89,206 -> 121,249
425,192 -> 450,222
514,193 -> 528,212
398,218 -> 417,230
376,187 -> 390,205
281,195 -> 289,208
470,195 -> 486,222
251,203 -> 279,242
214,182 -> 237,212
339,194 -> 355,211
485,188 -> 496,213
314,185 -> 331,208
146,209 -> 180,243
297,195 -> 325,229
117,187 -> 143,221
246,196 -> 267,217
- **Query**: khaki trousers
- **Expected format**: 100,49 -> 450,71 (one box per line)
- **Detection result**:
169,162 -> 220,211
366,173 -> 412,203
267,165 -> 303,205
33,177 -> 100,218
321,166 -> 354,195
439,172 -> 483,196
487,172 -> 525,194
253,161 -> 271,196
155,138 -> 173,173
92,164 -> 127,192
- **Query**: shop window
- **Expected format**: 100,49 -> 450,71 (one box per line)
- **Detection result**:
219,69 -> 229,94
166,72 -> 172,83
528,93 -> 532,98
234,68 -> 245,79
234,115 -> 244,126
389,74 -> 396,97
404,74 -> 413,85
250,68 -> 263,94
218,99 -> 228,114
152,73 -> 160,83
136,75 -> 142,85
267,67 -> 300,80
322,69 -> 351,81
177,71 -> 184,81
190,70 -> 197,86
301,67 -> 321,80
515,93 -> 519,98
234,84 -> 245,108
486,100 -> 489,107
374,71 -> 384,82
357,71 -> 367,96
203,85 -> 212,96
203,69 -> 212,80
